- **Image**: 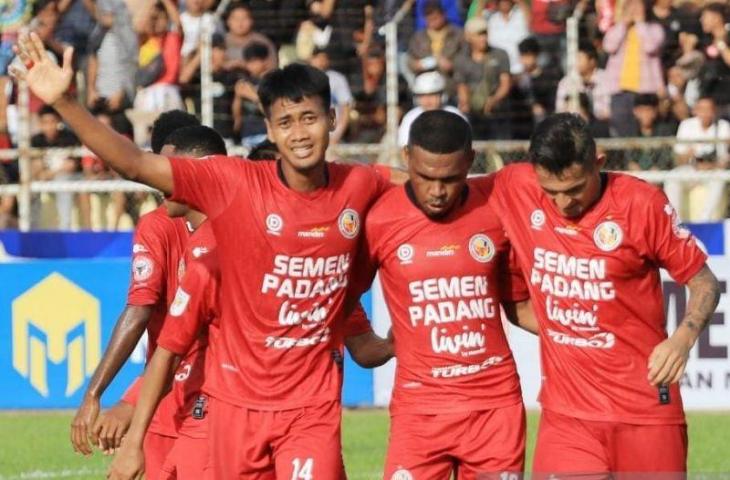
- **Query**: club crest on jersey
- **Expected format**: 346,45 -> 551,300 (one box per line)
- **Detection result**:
266,213 -> 283,235
397,244 -> 414,264
593,221 -> 623,252
338,209 -> 360,239
531,209 -> 546,230
468,234 -> 495,263
169,287 -> 191,317
391,469 -> 413,480
132,255 -> 153,282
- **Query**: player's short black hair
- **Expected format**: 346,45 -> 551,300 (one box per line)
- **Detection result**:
150,110 -> 200,154
163,125 -> 228,157
409,110 -> 472,154
529,113 -> 597,175
243,41 -> 270,62
248,139 -> 279,161
258,63 -> 331,117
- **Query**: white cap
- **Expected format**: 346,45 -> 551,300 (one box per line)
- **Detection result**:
412,71 -> 445,95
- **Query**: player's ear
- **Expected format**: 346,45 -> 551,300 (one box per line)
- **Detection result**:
401,146 -> 411,168
595,153 -> 607,170
328,108 -> 336,132
466,148 -> 475,170
264,118 -> 275,143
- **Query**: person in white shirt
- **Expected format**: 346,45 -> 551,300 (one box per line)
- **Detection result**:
666,96 -> 730,221
398,71 -> 466,149
484,0 -> 530,74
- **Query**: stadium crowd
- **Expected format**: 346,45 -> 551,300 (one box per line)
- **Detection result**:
2,0 -> 730,229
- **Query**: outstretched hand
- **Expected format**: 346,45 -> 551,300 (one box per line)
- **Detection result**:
10,33 -> 74,106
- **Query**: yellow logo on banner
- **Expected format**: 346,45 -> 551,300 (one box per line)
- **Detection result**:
12,273 -> 101,397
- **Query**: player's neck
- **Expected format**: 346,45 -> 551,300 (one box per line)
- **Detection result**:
277,159 -> 329,192
185,210 -> 207,230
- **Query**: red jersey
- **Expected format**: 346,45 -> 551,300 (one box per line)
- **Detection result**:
124,206 -> 190,437
168,157 -> 389,410
492,163 -> 707,425
158,221 -> 220,439
365,177 -> 527,416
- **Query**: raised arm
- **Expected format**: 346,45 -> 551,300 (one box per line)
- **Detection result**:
11,34 -> 174,193
648,265 -> 720,386
70,305 -> 152,455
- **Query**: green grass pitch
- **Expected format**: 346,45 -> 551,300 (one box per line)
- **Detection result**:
0,410 -> 728,479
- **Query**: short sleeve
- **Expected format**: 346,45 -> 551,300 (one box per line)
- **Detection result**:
343,303 -> 373,338
645,190 -> 707,284
498,51 -> 510,76
121,376 -> 142,406
168,155 -> 247,220
157,261 -> 213,356
127,216 -> 168,306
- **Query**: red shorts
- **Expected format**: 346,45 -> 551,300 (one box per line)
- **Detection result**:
533,409 -> 687,477
159,435 -> 211,480
143,431 -> 176,480
208,396 -> 343,479
384,402 -> 526,480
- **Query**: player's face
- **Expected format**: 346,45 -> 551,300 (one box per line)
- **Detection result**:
406,145 -> 474,219
534,158 -> 605,218
265,96 -> 334,173
160,144 -> 190,217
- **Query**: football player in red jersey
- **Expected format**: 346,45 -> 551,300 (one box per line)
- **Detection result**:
14,34 -> 393,478
363,111 -> 535,479
491,113 -> 721,475
70,110 -> 199,458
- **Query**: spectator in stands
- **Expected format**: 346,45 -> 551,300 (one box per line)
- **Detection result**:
310,46 -> 353,144
224,2 -> 277,72
651,0 -> 682,71
667,96 -> 730,221
233,41 -> 274,147
454,16 -> 510,140
572,91 -> 611,138
54,0 -> 96,70
407,0 -> 464,97
0,76 -> 17,228
180,0 -> 212,58
603,0 -> 665,137
672,22 -> 704,109
484,0 -> 530,75
80,103 -> 135,230
415,0 -> 463,30
179,33 -> 237,143
511,37 -> 561,139
529,0 -> 575,69
698,3 -> 730,118
87,0 -> 138,112
625,93 -> 676,171
296,0 -> 337,62
348,44 -> 411,143
398,71 -> 463,149
30,106 -> 81,230
133,0 -> 184,113
555,42 -> 611,121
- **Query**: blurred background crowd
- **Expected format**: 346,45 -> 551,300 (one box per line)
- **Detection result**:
2,0 -> 730,229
